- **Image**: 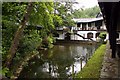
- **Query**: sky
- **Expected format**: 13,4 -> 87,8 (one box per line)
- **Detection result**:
73,0 -> 99,10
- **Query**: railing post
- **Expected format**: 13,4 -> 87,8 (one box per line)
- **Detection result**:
80,58 -> 82,71
88,52 -> 90,59
86,53 -> 88,63
72,64 -> 74,78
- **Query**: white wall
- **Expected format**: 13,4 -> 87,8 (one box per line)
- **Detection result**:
71,31 -> 98,41
56,31 -> 109,41
57,33 -> 65,40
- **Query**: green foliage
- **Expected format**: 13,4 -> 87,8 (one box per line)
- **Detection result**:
73,6 -> 100,18
18,30 -> 42,55
29,2 -> 55,29
47,34 -> 54,49
2,2 -> 26,60
0,67 -> 9,76
53,15 -> 63,27
2,2 -> 27,23
54,2 -> 75,27
2,2 -> 62,78
76,44 -> 106,78
99,32 -> 107,40
2,2 -> 57,60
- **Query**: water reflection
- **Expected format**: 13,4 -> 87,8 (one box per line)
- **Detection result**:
19,44 -> 97,78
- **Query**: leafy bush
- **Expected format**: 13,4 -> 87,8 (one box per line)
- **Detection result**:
0,67 -> 9,76
76,44 -> 106,78
99,32 -> 107,40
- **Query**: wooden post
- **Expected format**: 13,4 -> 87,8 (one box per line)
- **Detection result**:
72,64 -> 74,78
80,58 -> 82,71
88,52 -> 90,59
86,23 -> 88,30
86,53 -> 88,63
109,3 -> 118,58
80,23 -> 82,30
49,62 -> 52,77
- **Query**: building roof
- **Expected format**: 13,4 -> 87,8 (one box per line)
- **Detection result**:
73,17 -> 103,23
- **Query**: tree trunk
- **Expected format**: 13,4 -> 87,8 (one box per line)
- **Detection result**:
11,52 -> 39,80
4,2 -> 33,68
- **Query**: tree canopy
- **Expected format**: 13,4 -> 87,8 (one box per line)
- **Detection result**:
54,2 -> 76,27
72,6 -> 101,18
2,2 -> 61,79
1,2 -> 101,79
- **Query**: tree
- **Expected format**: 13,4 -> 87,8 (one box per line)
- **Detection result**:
73,6 -> 101,18
2,2 -> 62,79
99,32 -> 107,42
4,2 -> 33,68
54,2 -> 76,27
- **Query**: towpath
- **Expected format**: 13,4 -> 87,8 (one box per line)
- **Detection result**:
100,42 -> 120,79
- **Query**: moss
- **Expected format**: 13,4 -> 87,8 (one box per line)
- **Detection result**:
75,44 -> 106,78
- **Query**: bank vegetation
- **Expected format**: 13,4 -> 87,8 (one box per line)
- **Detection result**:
75,44 -> 106,78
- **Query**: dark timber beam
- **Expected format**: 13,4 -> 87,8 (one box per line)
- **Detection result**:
98,2 -> 120,58
109,3 -> 119,58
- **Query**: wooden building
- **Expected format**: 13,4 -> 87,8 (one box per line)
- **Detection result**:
73,17 -> 106,31
72,17 -> 107,41
55,16 -> 108,41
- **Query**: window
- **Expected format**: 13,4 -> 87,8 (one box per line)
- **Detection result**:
82,23 -> 87,30
87,32 -> 93,38
96,33 -> 100,38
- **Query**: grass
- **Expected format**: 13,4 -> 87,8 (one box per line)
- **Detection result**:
75,44 -> 106,78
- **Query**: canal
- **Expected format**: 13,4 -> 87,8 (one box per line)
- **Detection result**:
19,43 -> 98,79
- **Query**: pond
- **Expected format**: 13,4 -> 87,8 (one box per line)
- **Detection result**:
19,43 -> 98,79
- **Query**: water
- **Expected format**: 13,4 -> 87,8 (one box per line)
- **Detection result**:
19,43 -> 97,79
